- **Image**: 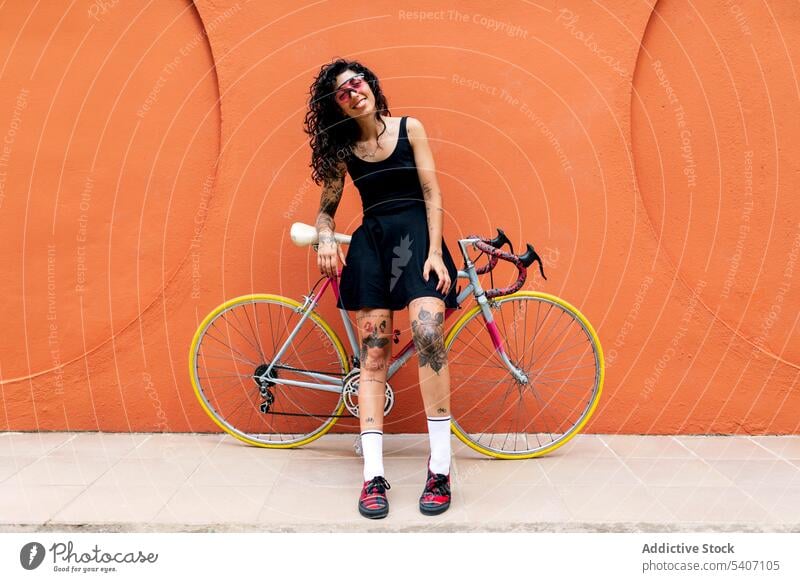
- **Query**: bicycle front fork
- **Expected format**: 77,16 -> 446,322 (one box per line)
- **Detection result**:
477,294 -> 529,384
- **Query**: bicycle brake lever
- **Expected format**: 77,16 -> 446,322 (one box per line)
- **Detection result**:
536,257 -> 547,280
519,244 -> 547,280
488,228 -> 513,254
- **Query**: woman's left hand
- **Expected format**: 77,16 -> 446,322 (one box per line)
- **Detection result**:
423,252 -> 451,294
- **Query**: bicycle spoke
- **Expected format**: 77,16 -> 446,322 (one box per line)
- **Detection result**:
199,366 -> 254,377
527,383 -> 585,417
225,390 -> 255,420
531,308 -> 569,364
526,384 -> 557,442
240,303 -> 267,363
512,389 -> 528,451
493,386 -> 524,449
450,376 -> 509,387
191,298 -> 346,446
447,295 -> 602,456
500,391 -> 519,451
534,362 -> 596,375
457,323 -> 500,362
199,374 -> 255,381
244,389 -> 258,433
524,321 -> 577,375
523,300 -> 546,371
483,380 -> 517,431
266,301 -> 278,353
537,336 -> 592,357
533,375 -> 597,387
448,359 -> 510,372
219,316 -> 263,367
204,375 -> 248,392
529,303 -> 564,368
198,350 -> 262,368
250,302 -> 268,362
205,326 -> 259,367
533,345 -> 592,369
455,373 -> 503,420
520,300 -> 529,370
528,382 -> 589,402
227,308 -> 265,363
543,311 -> 572,362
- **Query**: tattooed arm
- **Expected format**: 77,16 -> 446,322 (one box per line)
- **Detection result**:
315,161 -> 348,278
315,161 -> 347,240
407,117 -> 452,294
406,117 -> 444,258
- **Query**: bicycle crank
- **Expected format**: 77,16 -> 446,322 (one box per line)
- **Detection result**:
342,369 -> 394,417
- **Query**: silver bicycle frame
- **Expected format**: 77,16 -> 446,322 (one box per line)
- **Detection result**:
259,237 -> 527,392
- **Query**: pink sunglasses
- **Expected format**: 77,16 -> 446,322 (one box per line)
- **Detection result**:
334,73 -> 366,103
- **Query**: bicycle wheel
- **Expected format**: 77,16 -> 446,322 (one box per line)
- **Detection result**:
446,291 -> 604,458
189,294 -> 350,447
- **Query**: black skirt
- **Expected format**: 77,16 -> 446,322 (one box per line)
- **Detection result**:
336,206 -> 460,312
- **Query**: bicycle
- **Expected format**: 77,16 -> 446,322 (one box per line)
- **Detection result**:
188,222 -> 604,459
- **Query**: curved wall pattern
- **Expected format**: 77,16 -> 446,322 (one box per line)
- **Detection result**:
0,1 -> 797,434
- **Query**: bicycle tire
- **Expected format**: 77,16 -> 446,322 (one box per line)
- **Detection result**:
188,294 -> 350,448
445,291 -> 604,459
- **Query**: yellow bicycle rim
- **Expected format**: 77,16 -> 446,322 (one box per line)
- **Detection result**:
188,293 -> 350,448
446,290 -> 605,459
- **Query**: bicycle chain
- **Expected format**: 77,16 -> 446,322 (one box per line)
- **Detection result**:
257,363 -> 352,418
267,363 -> 348,377
260,410 -> 354,419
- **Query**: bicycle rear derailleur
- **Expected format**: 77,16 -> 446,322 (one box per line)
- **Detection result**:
253,363 -> 276,413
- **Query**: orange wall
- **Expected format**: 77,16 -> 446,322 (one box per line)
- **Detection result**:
0,1 -> 797,434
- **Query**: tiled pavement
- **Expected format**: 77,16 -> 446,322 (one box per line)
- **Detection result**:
1,432 -> 799,532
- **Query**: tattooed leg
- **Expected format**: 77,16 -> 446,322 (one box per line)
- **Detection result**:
411,303 -> 446,373
409,297 -> 451,418
356,309 -> 392,432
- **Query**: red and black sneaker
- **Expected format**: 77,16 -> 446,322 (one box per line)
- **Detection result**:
358,475 -> 391,519
419,465 -> 451,516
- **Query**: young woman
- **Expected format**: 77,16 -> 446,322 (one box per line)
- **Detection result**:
304,58 -> 459,519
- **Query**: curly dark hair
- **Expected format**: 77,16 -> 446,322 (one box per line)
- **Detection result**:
303,58 -> 391,185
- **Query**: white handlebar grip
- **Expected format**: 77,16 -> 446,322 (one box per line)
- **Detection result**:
290,222 -> 352,247
290,222 -> 318,246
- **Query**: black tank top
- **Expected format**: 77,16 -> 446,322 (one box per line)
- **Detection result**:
345,116 -> 426,217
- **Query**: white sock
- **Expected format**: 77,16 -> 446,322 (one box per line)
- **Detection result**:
361,430 -> 384,481
427,416 -> 451,475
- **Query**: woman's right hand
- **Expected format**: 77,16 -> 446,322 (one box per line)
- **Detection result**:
317,231 -> 347,278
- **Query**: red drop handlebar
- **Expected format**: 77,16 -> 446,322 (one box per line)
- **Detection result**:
465,228 -> 547,300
